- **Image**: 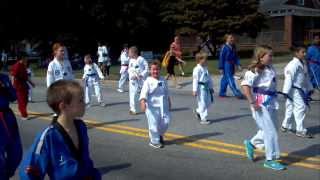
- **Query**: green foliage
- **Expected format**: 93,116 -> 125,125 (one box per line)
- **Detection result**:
160,0 -> 267,43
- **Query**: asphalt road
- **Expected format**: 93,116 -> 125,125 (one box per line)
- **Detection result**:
10,77 -> 320,180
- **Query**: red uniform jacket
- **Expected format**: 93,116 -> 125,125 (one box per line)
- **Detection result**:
11,61 -> 28,91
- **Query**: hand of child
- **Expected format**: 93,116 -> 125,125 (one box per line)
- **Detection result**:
140,100 -> 146,112
251,103 -> 261,111
192,91 -> 197,96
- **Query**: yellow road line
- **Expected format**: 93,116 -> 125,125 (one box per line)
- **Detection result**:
85,118 -> 320,163
19,110 -> 320,170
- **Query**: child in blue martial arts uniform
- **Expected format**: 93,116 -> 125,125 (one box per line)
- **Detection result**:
140,61 -> 171,148
218,34 -> 244,99
20,80 -> 101,179
0,61 -> 23,179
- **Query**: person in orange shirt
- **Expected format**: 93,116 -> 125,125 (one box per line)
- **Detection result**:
170,36 -> 185,76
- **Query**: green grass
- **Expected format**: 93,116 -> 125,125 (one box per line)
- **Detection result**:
29,54 -> 292,80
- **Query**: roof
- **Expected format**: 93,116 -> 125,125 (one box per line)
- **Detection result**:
260,0 -> 320,17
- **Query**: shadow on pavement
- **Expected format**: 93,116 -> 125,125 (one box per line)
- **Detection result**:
87,119 -> 140,129
210,114 -> 251,123
170,107 -> 190,112
106,101 -> 129,106
98,163 -> 132,175
282,144 -> 320,166
177,80 -> 192,88
166,132 -> 223,145
308,125 -> 320,136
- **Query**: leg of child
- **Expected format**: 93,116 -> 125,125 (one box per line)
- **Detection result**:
197,90 -> 208,121
94,81 -> 103,104
16,90 -> 28,118
85,82 -> 92,105
146,108 -> 161,144
257,107 -> 280,161
281,98 -> 294,130
129,81 -> 138,113
292,90 -> 307,133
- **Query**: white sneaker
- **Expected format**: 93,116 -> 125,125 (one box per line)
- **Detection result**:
117,88 -> 124,93
200,119 -> 211,125
86,104 -> 91,109
21,117 -> 29,121
99,102 -> 106,107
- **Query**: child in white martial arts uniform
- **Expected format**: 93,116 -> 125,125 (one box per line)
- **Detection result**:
128,46 -> 148,115
117,44 -> 129,93
281,46 -> 314,138
140,61 -> 171,148
242,45 -> 286,171
192,52 -> 214,125
83,54 -> 105,108
47,43 -> 74,88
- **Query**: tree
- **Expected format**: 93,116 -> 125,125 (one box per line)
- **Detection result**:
160,0 -> 267,54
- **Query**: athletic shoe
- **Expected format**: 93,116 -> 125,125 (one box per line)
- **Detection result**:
160,136 -> 164,144
181,72 -> 185,76
129,110 -> 137,115
296,131 -> 313,138
280,126 -> 295,134
21,117 -> 29,121
86,104 -> 91,109
99,102 -> 106,107
264,160 -> 286,170
244,140 -> 255,161
200,120 -> 211,125
193,109 -> 201,120
149,142 -> 164,149
117,88 -> 124,93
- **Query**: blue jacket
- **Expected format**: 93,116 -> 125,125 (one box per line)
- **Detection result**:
218,44 -> 240,74
0,73 -> 22,179
20,119 -> 101,180
307,45 -> 320,66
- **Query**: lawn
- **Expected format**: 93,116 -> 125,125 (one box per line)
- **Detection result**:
29,54 -> 292,80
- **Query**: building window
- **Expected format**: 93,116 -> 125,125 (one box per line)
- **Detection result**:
296,0 -> 304,6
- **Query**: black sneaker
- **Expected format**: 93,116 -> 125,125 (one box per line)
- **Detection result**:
160,136 -> 164,144
193,109 -> 201,120
149,142 -> 164,149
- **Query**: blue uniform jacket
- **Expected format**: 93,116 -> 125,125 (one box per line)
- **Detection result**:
218,44 -> 240,75
306,44 -> 320,88
19,119 -> 101,180
0,73 -> 22,179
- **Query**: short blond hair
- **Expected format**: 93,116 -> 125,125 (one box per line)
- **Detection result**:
195,51 -> 208,63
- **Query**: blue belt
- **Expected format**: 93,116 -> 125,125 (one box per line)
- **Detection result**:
87,73 -> 97,77
198,82 -> 214,103
253,87 -> 277,96
292,86 -> 311,107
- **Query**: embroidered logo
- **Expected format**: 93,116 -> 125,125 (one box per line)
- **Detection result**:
54,70 -> 60,76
